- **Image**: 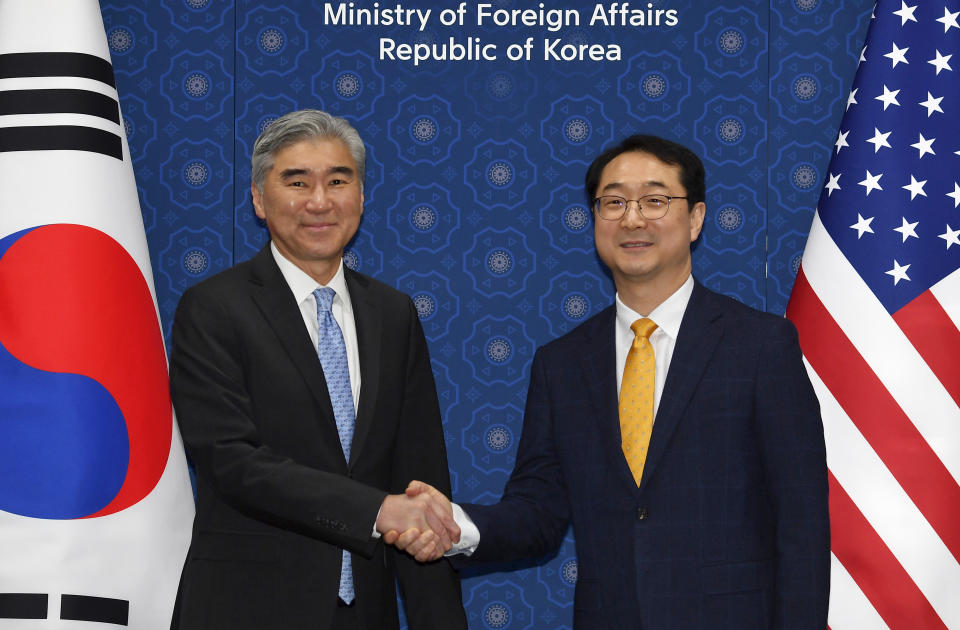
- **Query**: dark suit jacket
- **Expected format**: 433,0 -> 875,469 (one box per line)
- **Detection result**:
461,281 -> 829,629
169,246 -> 466,630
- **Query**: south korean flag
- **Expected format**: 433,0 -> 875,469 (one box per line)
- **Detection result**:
0,1 -> 194,628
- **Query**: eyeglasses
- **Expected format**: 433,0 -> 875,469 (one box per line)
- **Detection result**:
592,194 -> 688,221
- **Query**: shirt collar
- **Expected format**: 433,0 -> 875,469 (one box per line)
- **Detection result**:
270,241 -> 351,307
615,274 -> 694,340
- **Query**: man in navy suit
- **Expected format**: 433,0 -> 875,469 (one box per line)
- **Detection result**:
394,135 -> 830,629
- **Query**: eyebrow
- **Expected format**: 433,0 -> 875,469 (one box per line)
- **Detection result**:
600,179 -> 670,194
278,165 -> 355,180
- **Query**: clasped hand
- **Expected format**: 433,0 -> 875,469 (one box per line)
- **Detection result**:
376,481 -> 458,562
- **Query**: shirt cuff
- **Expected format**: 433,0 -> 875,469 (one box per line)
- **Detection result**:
371,503 -> 382,539
445,503 -> 479,556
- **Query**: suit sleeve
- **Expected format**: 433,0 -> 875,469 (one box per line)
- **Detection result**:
755,319 -> 830,629
456,347 -> 572,564
387,298 -> 467,630
169,286 -> 386,556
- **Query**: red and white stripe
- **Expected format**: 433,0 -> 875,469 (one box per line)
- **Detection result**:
786,212 -> 960,629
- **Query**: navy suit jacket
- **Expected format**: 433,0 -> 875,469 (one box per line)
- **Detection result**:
462,281 -> 829,629
169,246 -> 466,630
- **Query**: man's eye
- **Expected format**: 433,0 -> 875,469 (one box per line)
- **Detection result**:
289,181 -> 305,187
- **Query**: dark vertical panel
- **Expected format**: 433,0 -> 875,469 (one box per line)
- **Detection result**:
102,0 -> 237,345
765,0 -> 873,314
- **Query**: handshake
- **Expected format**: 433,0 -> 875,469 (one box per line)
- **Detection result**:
375,480 -> 459,563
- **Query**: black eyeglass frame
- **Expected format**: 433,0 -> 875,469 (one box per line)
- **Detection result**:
591,194 -> 689,221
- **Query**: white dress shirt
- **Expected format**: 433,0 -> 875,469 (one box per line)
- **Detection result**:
615,274 -> 694,419
271,242 -> 361,409
449,275 -> 696,556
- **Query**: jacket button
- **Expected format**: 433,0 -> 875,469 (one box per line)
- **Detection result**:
637,507 -> 648,521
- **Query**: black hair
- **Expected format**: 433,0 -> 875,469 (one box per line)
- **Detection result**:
584,134 -> 705,207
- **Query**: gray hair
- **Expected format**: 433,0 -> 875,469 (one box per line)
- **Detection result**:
251,109 -> 365,193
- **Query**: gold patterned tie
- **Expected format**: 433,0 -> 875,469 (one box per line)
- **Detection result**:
620,318 -> 658,485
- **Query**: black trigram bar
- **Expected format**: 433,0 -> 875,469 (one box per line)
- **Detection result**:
61,594 -> 129,625
0,52 -> 122,159
0,125 -> 122,160
0,593 -> 130,624
0,89 -> 119,123
0,52 -> 115,88
0,593 -> 48,619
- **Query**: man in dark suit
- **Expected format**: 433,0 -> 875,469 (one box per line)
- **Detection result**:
395,135 -> 830,629
169,109 -> 467,630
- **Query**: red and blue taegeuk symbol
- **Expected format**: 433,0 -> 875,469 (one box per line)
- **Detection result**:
0,224 -> 172,519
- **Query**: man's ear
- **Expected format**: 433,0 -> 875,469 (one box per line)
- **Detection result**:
689,202 -> 706,242
251,182 -> 265,220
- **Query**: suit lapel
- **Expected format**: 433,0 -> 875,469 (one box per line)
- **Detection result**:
247,247 -> 339,429
580,307 -> 641,489
640,281 -> 723,490
344,269 -> 380,466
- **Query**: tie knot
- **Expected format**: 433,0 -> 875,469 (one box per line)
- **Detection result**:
313,286 -> 336,312
631,318 -> 658,340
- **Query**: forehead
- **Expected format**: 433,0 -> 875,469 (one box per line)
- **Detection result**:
270,136 -> 356,171
598,151 -> 684,190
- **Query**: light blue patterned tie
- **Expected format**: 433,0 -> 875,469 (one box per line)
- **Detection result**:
313,287 -> 356,604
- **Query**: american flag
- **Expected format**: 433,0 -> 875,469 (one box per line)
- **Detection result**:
786,1 -> 960,627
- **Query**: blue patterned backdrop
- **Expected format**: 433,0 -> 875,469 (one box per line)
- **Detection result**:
101,1 -> 873,627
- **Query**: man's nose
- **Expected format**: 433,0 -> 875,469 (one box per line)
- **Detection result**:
305,187 -> 331,211
620,200 -> 649,227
